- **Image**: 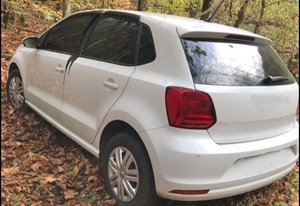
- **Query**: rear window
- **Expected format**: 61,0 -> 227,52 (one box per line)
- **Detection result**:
181,39 -> 295,86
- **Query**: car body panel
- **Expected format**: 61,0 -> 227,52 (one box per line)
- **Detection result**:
25,100 -> 99,156
118,10 -> 271,45
140,122 -> 298,201
194,83 -> 299,143
61,57 -> 136,143
26,50 -> 69,121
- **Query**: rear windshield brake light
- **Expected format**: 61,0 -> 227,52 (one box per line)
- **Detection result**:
225,34 -> 255,41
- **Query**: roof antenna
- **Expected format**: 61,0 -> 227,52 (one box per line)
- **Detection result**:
204,0 -> 226,22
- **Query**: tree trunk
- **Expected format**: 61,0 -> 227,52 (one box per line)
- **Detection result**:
188,0 -> 201,18
233,0 -> 249,28
200,0 -> 213,20
3,3 -> 9,29
4,11 -> 9,29
20,14 -> 25,27
227,0 -> 233,18
254,0 -> 266,33
137,0 -> 147,11
63,0 -> 70,18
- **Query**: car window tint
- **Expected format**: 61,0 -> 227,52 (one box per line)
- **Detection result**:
138,25 -> 156,65
181,39 -> 295,86
43,14 -> 96,54
82,17 -> 140,65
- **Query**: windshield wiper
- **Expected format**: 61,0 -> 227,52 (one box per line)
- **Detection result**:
260,75 -> 289,85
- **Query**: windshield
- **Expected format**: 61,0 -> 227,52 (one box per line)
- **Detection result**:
181,38 -> 295,86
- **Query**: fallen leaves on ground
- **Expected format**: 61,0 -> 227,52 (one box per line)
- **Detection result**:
1,45 -> 114,205
1,92 -> 116,205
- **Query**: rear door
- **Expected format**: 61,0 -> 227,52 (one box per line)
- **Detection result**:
180,38 -> 299,143
61,16 -> 140,143
26,13 -> 98,121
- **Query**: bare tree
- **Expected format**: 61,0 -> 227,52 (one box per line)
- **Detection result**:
137,0 -> 147,11
200,0 -> 213,20
63,0 -> 70,17
254,0 -> 266,33
234,0 -> 249,28
188,0 -> 202,18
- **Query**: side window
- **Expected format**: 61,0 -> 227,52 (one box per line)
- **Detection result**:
138,25 -> 156,64
42,14 -> 96,54
82,16 -> 140,65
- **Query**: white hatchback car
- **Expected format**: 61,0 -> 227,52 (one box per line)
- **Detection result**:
7,9 -> 299,205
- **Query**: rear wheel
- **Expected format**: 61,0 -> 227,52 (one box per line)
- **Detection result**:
102,132 -> 164,206
6,70 -> 28,112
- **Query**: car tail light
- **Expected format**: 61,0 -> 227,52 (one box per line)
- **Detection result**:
165,87 -> 216,129
169,189 -> 210,195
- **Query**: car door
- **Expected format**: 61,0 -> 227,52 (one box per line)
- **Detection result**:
26,13 -> 98,122
60,16 -> 140,143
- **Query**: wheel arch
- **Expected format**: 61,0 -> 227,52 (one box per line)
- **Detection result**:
7,62 -> 28,99
8,62 -> 20,74
101,128 -> 165,205
99,120 -> 149,160
98,120 -> 158,187
7,60 -> 28,98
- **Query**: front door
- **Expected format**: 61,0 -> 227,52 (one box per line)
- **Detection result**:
26,13 -> 98,121
27,51 -> 69,121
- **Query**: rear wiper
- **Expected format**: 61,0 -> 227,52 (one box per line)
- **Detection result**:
259,76 -> 289,85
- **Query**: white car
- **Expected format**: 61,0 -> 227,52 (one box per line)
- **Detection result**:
7,9 -> 299,205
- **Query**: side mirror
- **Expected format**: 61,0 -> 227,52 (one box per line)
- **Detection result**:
22,37 -> 38,48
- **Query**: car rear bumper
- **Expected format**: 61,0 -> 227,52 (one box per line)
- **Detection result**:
139,120 -> 299,201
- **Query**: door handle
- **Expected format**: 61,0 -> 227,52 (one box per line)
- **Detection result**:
104,80 -> 118,90
55,66 -> 64,73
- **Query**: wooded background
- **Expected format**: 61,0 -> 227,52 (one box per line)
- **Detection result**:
1,0 -> 299,205
2,0 -> 299,81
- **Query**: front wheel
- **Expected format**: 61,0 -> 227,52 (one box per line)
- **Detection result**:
6,70 -> 28,112
102,132 -> 164,206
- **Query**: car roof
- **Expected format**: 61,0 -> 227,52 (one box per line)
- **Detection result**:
74,9 -> 272,45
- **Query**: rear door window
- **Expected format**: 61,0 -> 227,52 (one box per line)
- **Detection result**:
82,16 -> 140,65
181,39 -> 295,86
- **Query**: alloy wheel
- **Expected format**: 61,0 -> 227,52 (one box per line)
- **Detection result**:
108,146 -> 139,202
8,76 -> 24,108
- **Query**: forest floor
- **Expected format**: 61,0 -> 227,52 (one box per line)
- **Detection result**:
1,1 -> 299,205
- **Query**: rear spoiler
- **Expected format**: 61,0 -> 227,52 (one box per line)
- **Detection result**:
177,26 -> 272,45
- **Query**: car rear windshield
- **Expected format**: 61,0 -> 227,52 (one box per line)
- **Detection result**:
181,38 -> 295,86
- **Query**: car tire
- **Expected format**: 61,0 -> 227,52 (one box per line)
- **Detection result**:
6,70 -> 29,112
102,132 -> 164,206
